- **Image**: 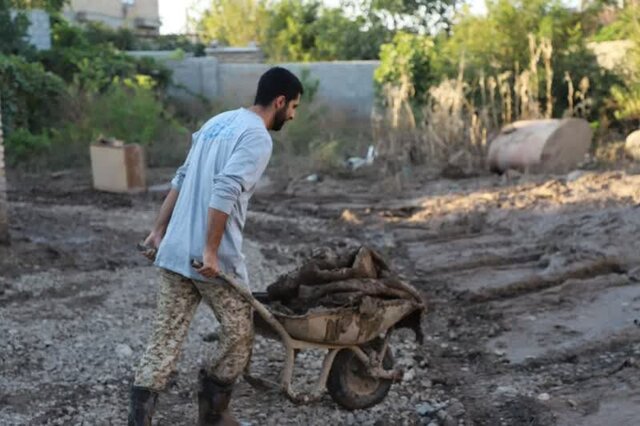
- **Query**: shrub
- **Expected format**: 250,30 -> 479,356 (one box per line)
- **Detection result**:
0,54 -> 65,136
6,78 -> 188,169
374,32 -> 437,106
38,18 -> 171,92
0,0 -> 32,55
88,78 -> 165,146
4,128 -> 50,166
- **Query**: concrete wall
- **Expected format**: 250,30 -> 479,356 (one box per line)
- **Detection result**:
24,9 -> 51,50
11,9 -> 51,50
164,57 -> 219,101
205,46 -> 265,63
154,56 -> 380,120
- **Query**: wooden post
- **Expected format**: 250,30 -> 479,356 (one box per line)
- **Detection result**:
0,97 -> 9,245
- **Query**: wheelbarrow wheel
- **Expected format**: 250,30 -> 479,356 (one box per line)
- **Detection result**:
327,343 -> 394,410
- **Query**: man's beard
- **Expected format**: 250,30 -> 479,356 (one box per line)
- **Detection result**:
271,106 -> 288,131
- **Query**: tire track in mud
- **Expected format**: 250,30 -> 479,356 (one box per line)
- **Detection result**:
382,173 -> 640,426
272,171 -> 640,425
3,169 -> 640,425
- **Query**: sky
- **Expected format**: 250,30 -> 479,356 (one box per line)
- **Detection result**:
158,0 -> 489,35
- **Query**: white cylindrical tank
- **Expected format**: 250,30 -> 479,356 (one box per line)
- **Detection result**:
488,118 -> 593,173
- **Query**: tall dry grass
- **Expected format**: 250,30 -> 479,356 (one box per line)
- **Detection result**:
373,34 -> 593,183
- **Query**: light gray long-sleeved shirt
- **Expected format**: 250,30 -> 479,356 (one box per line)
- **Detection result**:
154,108 -> 272,286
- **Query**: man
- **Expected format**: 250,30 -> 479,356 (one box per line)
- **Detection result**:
129,67 -> 303,426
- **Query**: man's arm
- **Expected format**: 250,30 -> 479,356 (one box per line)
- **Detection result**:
196,208 -> 228,278
143,188 -> 179,248
141,135 -> 196,258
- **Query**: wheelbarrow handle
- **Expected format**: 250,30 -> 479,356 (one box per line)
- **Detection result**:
190,259 -> 294,348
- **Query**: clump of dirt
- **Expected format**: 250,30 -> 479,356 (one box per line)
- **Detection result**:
266,246 -> 423,314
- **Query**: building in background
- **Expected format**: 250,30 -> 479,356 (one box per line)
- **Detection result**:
64,0 -> 161,35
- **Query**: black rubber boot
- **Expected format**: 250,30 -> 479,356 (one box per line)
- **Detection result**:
128,386 -> 158,426
197,370 -> 239,426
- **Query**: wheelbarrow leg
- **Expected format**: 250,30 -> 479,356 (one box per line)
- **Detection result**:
281,346 -> 297,396
350,345 -> 404,381
280,347 -> 341,404
314,349 -> 340,396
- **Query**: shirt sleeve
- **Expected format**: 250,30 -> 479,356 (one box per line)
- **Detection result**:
170,132 -> 199,191
209,129 -> 272,214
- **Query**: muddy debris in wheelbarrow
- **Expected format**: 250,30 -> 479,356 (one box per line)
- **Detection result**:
266,246 -> 425,309
263,245 -> 426,342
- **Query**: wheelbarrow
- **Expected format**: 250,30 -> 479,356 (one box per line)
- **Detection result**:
191,259 -> 425,410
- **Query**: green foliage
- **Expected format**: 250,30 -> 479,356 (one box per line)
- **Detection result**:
88,79 -> 165,146
611,84 -> 640,121
196,0 -> 269,46
592,19 -> 629,42
4,128 -> 50,166
41,80 -> 189,169
194,0 -> 391,61
312,9 -> 390,60
1,17 -> 180,168
37,18 -> 171,92
439,0 -> 576,76
363,0 -> 458,32
591,3 -> 640,41
136,34 -> 206,56
0,0 -> 32,55
310,138 -> 343,170
554,42 -> 621,119
379,0 -> 621,120
264,1 -> 391,61
75,21 -> 206,55
0,54 -> 65,137
83,21 -> 138,50
11,0 -> 67,12
264,0 -> 324,61
597,6 -> 640,124
374,32 -> 436,101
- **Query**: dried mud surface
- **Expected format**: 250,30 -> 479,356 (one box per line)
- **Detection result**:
1,167 -> 639,425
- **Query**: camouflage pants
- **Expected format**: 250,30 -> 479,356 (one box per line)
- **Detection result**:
134,268 -> 254,391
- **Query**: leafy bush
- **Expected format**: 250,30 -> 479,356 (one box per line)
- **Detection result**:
0,54 -> 65,136
77,21 -> 206,56
0,0 -> 32,55
38,17 -> 171,92
4,128 -> 50,166
89,79 -> 165,146
611,84 -> 640,121
374,32 -> 437,105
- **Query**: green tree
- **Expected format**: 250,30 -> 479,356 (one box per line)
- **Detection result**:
196,0 -> 269,46
264,0 -> 320,61
11,0 -> 67,12
438,0 -> 576,76
374,31 -> 436,102
429,0 -> 619,119
312,8 -> 391,60
606,5 -> 640,125
351,0 -> 459,32
0,0 -> 31,55
264,0 -> 391,61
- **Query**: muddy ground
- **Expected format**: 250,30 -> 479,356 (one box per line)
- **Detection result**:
1,165 -> 640,426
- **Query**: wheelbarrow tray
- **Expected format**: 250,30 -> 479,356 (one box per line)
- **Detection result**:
268,299 -> 421,346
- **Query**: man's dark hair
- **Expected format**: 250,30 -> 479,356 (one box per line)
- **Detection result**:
254,67 -> 304,107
